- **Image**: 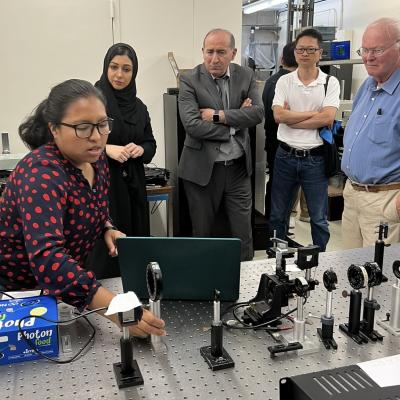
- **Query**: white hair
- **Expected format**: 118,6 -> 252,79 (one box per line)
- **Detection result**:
367,17 -> 400,41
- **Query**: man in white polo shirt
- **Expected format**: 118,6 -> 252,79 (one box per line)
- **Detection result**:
268,28 -> 340,251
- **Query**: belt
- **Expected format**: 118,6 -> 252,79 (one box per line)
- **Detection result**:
280,142 -> 324,157
351,181 -> 400,193
215,155 -> 245,166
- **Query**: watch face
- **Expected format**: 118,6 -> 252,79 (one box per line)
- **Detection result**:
213,112 -> 219,123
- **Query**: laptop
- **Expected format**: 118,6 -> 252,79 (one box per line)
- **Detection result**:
116,237 -> 241,301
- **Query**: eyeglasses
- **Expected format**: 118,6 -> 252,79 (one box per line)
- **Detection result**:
356,40 -> 400,57
294,47 -> 321,54
58,118 -> 113,139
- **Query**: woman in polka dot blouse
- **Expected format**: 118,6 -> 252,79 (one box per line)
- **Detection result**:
0,79 -> 165,338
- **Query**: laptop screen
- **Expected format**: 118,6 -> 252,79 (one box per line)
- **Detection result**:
116,237 -> 241,301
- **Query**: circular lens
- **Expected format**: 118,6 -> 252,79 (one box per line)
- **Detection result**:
323,269 -> 337,291
392,261 -> 400,279
146,262 -> 163,301
348,264 -> 367,290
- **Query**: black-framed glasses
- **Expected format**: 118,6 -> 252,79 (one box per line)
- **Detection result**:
294,47 -> 321,54
58,118 -> 113,139
356,40 -> 400,57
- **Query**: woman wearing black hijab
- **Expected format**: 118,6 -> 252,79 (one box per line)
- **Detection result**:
89,43 -> 156,278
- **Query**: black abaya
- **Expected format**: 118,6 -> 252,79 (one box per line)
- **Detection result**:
87,43 -> 156,278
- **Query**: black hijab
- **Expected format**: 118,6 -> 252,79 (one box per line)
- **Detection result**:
95,43 -> 139,145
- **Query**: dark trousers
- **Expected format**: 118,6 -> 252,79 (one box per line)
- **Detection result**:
183,159 -> 253,261
269,146 -> 330,251
264,135 -> 279,219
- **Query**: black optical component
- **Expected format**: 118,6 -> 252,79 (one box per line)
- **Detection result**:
364,262 -> 382,287
348,264 -> 368,290
323,270 -> 338,291
392,260 -> 400,279
294,277 -> 309,296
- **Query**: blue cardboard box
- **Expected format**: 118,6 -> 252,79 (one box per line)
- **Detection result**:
0,296 -> 59,365
331,40 -> 350,60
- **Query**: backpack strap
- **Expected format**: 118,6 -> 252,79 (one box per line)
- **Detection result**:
323,74 -> 331,96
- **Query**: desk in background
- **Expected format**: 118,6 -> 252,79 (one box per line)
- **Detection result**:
0,153 -> 27,170
0,153 -> 27,196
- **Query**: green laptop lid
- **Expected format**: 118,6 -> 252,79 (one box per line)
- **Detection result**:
116,237 -> 241,301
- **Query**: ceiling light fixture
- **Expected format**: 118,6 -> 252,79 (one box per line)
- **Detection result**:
242,0 -> 287,14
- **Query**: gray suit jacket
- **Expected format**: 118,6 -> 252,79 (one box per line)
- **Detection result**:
178,63 -> 264,186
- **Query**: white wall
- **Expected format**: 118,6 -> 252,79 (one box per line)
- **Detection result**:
0,0 -> 242,163
0,0 -> 114,154
118,0 -> 242,167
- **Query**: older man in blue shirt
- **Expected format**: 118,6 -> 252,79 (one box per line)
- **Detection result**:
342,17 -> 400,248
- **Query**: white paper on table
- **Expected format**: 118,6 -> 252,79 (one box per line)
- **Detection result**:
1,290 -> 42,300
104,291 -> 142,316
358,354 -> 400,387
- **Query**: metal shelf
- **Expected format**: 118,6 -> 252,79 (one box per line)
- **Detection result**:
320,58 -> 363,66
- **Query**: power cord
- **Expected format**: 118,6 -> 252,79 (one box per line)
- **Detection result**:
17,307 -> 107,364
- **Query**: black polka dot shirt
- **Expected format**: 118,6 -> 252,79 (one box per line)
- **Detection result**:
0,142 -> 110,310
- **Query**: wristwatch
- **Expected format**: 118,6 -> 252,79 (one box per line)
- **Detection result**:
213,110 -> 220,123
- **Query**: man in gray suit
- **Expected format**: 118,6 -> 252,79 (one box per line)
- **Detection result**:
178,28 -> 264,261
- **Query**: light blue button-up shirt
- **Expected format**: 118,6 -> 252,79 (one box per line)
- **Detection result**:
342,68 -> 400,184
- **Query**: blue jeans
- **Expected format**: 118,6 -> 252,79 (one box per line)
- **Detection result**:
269,146 -> 330,251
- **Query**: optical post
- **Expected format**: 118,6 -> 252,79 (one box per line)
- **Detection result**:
113,305 -> 144,388
317,269 -> 338,350
200,289 -> 235,371
377,260 -> 400,336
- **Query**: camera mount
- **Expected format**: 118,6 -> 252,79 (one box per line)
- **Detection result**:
243,239 -> 295,327
268,246 -> 320,358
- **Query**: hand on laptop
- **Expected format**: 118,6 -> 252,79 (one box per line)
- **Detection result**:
129,309 -> 166,338
104,229 -> 126,257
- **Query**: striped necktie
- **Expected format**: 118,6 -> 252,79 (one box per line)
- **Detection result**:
215,76 -> 229,109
